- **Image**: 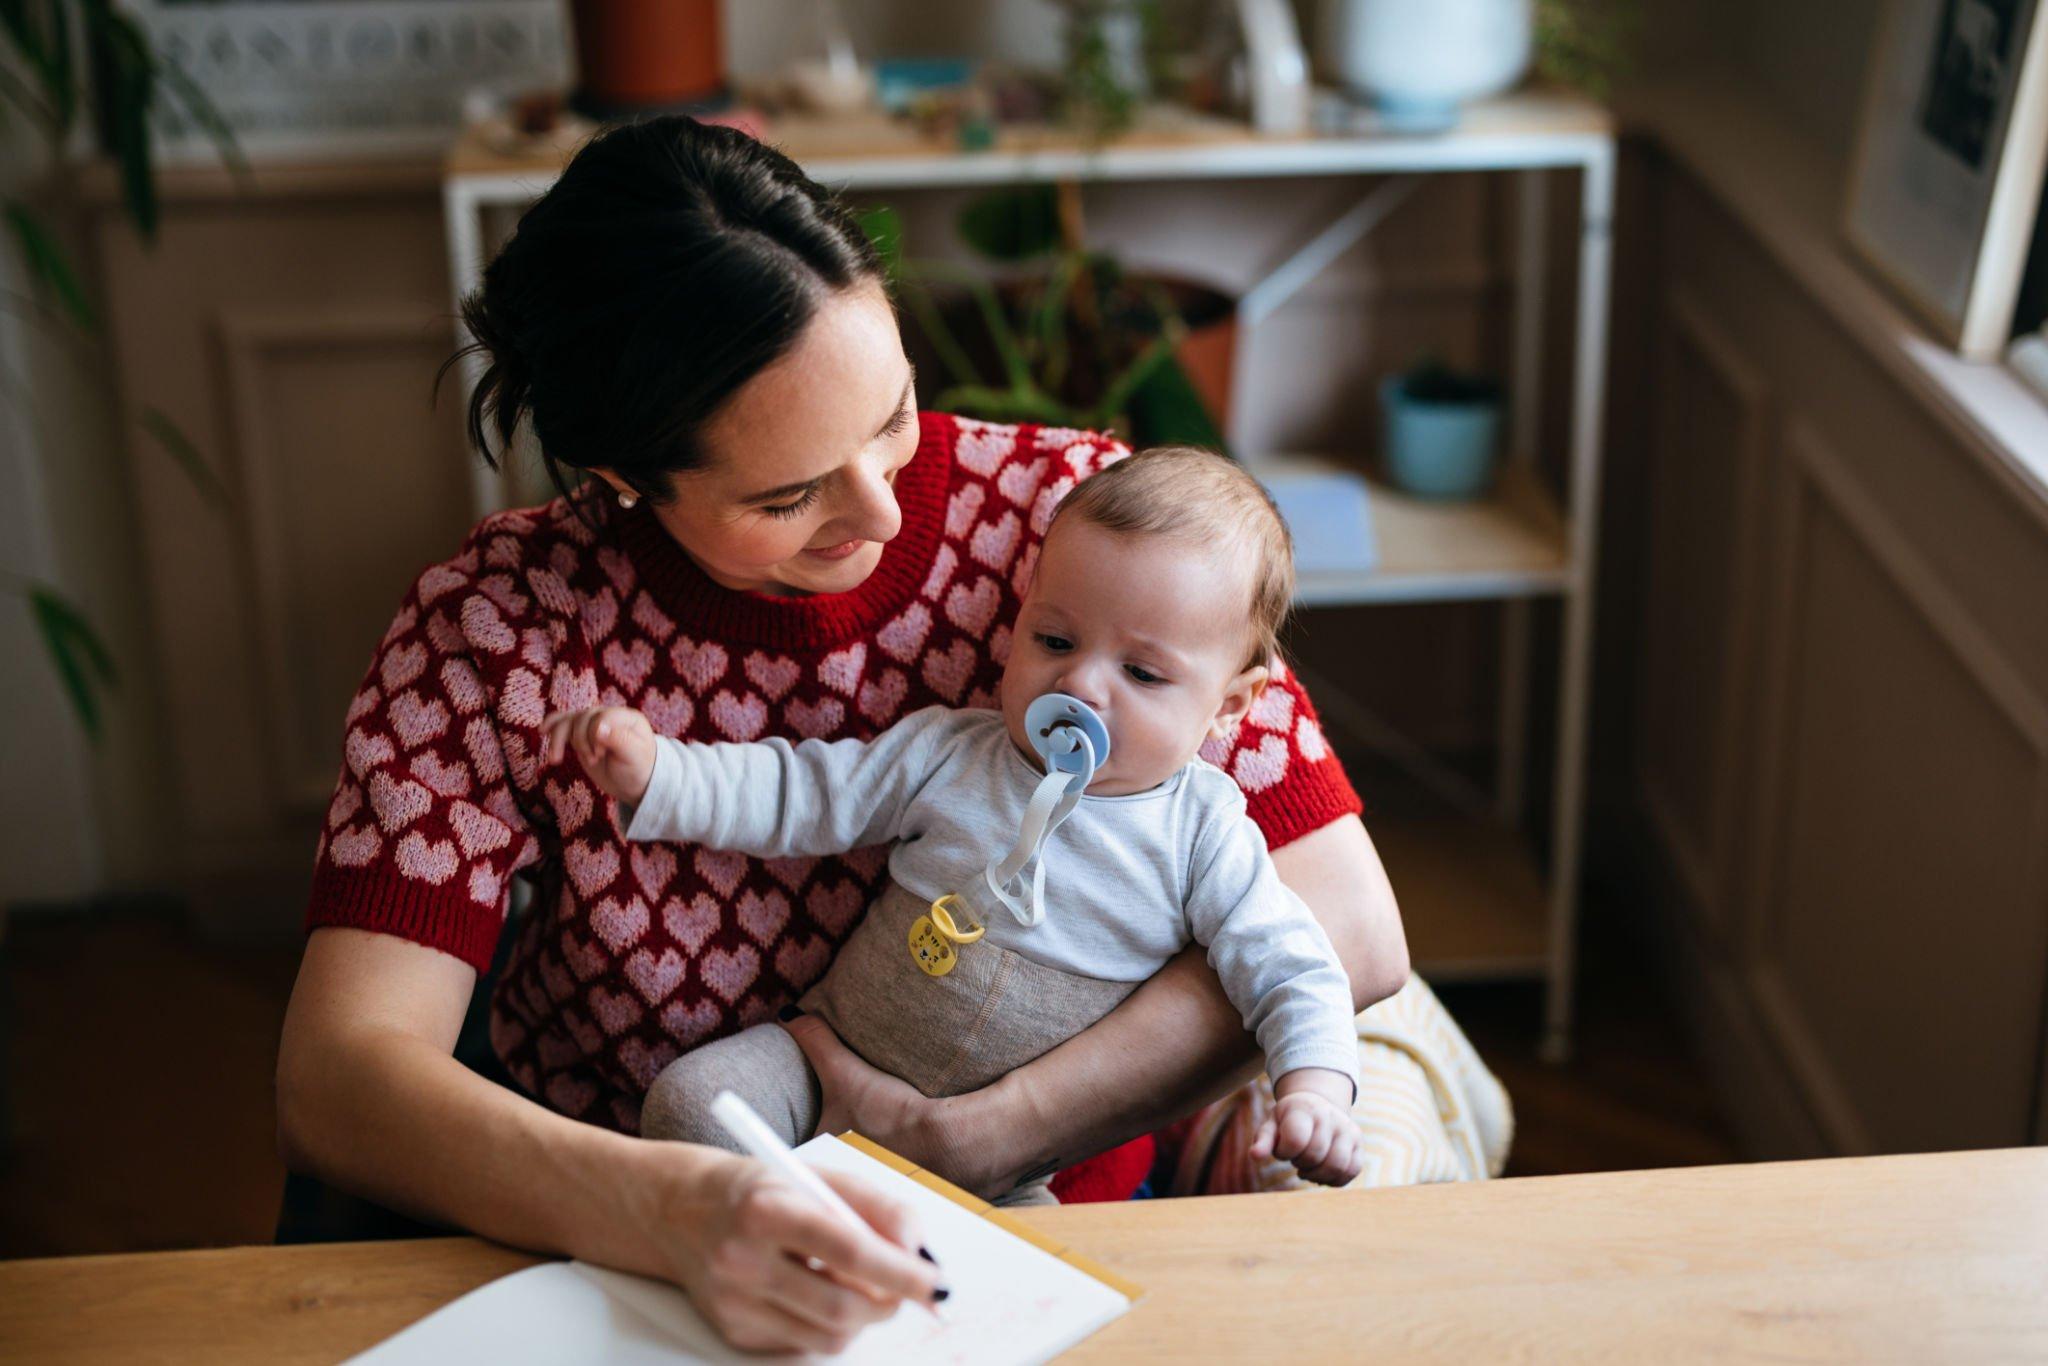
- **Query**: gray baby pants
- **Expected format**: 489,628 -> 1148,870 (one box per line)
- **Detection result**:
641,882 -> 1138,1205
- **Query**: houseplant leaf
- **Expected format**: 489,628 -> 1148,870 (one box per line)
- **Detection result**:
4,199 -> 95,329
27,582 -> 117,741
957,184 -> 1062,262
1125,353 -> 1228,453
139,406 -> 231,510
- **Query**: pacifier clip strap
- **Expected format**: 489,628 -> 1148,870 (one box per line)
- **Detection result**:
982,730 -> 1093,927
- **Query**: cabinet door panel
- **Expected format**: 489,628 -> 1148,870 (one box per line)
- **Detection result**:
1748,422 -> 2048,1153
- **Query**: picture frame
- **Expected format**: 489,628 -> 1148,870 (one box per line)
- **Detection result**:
1844,0 -> 2048,358
122,0 -> 572,162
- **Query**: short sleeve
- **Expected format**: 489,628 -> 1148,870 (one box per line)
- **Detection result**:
305,530 -> 550,972
1200,658 -> 1363,851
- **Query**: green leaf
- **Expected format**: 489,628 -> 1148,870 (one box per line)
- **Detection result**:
957,185 -> 1062,262
1090,325 -> 1182,429
854,204 -> 904,282
1125,353 -> 1229,453
139,406 -> 231,511
897,276 -> 982,391
155,52 -> 248,180
26,582 -> 117,741
966,278 -> 1031,390
3,200 -> 96,330
82,0 -> 158,240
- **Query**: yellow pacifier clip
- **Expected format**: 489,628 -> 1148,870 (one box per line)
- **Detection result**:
909,894 -> 985,977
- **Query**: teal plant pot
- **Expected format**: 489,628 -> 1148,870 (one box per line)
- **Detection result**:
1380,372 -> 1501,500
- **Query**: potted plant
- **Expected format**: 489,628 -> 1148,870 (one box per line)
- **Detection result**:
865,181 -> 1233,449
567,0 -> 725,120
1379,359 -> 1503,500
1314,0 -> 1639,130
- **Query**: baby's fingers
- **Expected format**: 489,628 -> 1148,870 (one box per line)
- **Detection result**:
1270,1104 -> 1319,1162
541,711 -> 582,765
1249,1116 -> 1277,1162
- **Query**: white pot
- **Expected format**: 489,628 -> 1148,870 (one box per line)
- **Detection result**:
1316,0 -> 1534,130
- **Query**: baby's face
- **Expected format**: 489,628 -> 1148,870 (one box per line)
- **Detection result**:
1000,518 -> 1267,796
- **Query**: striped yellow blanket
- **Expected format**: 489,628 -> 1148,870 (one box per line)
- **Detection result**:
1164,975 -> 1513,1194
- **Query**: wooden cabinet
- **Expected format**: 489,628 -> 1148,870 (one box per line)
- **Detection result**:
91,163 -> 476,926
1627,153 -> 2048,1156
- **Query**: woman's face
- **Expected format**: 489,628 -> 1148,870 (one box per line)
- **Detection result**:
641,282 -> 919,597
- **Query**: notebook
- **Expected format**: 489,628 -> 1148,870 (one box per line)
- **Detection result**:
346,1133 -> 1139,1365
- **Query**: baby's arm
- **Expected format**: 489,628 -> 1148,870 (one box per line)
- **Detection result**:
1187,806 -> 1366,1187
542,704 -> 959,858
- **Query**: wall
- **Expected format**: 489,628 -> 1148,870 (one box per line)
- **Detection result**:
0,98 -> 168,907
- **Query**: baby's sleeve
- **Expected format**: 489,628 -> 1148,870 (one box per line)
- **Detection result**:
624,704 -> 960,857
1186,802 -> 1362,1095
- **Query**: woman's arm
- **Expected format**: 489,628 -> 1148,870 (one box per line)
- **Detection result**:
786,813 -> 1408,1197
277,927 -> 939,1354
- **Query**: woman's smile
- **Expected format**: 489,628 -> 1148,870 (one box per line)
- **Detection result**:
804,537 -> 867,562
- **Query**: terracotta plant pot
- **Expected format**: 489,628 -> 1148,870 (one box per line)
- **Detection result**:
569,0 -> 725,119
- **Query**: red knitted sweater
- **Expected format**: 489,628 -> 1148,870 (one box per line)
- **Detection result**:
308,412 -> 1361,1201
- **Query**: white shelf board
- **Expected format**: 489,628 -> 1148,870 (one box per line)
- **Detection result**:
444,90 -> 1615,199
1252,454 -> 1574,606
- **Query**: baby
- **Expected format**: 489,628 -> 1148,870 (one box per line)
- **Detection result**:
545,446 -> 1364,1200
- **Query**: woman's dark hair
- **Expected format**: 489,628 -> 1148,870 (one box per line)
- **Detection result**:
440,116 -> 886,505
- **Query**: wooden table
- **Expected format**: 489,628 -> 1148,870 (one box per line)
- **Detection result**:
6,1150 -> 2045,1363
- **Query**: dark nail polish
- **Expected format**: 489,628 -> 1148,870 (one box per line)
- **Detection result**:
931,1286 -> 951,1303
777,1004 -> 802,1022
918,1246 -> 939,1265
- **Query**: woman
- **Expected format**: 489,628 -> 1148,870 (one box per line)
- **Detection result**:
276,117 -> 1409,1354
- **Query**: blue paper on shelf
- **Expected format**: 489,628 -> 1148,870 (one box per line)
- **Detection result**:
1253,458 -> 1378,576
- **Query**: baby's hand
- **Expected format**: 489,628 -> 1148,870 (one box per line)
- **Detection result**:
1250,1068 -> 1363,1188
542,706 -> 658,805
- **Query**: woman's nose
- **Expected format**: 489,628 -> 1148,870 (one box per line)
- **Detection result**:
837,453 -> 903,545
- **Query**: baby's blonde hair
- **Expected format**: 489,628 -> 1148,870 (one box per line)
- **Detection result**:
1048,445 -> 1295,671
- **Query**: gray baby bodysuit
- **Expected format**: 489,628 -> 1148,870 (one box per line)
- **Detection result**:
625,704 -> 1360,1090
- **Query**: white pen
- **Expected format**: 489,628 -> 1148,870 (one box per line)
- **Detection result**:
709,1090 -> 947,1315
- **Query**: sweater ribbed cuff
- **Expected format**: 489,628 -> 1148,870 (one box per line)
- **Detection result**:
1247,757 -> 1365,851
305,864 -> 504,974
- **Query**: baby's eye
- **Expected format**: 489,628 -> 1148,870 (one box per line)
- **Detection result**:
1035,633 -> 1073,653
1125,664 -> 1165,686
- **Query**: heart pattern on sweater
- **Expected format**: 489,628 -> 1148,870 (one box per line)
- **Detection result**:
945,576 -> 1001,635
590,895 -> 649,952
743,652 -> 802,701
784,695 -> 844,739
708,690 -> 768,742
699,945 -> 760,1004
876,601 -> 933,663
625,946 -> 686,1005
671,637 -> 729,693
662,894 -> 721,954
1231,734 -> 1291,794
818,644 -> 866,696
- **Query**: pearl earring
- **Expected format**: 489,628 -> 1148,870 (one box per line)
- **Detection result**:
617,490 -> 639,509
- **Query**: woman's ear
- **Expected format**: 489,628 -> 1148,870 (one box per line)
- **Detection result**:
1208,665 -> 1270,742
589,468 -> 635,500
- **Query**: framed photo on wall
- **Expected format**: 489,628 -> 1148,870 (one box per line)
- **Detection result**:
1845,0 -> 2048,358
124,0 -> 571,161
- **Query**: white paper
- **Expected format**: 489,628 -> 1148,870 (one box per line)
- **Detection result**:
347,1135 -> 1131,1365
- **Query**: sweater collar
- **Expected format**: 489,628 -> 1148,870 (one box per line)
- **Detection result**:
611,411 -> 956,651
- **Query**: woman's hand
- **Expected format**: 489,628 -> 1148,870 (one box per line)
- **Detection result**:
640,1145 -> 945,1356
779,1015 -> 989,1194
542,706 -> 658,804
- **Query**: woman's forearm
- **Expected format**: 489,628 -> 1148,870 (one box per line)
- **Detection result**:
278,1024 -> 685,1275
941,814 -> 1408,1195
275,928 -> 727,1279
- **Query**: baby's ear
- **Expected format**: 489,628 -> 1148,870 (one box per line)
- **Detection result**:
1208,665 -> 1269,742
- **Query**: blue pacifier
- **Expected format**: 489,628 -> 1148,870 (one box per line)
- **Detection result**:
1024,692 -> 1112,785
981,693 -> 1112,928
